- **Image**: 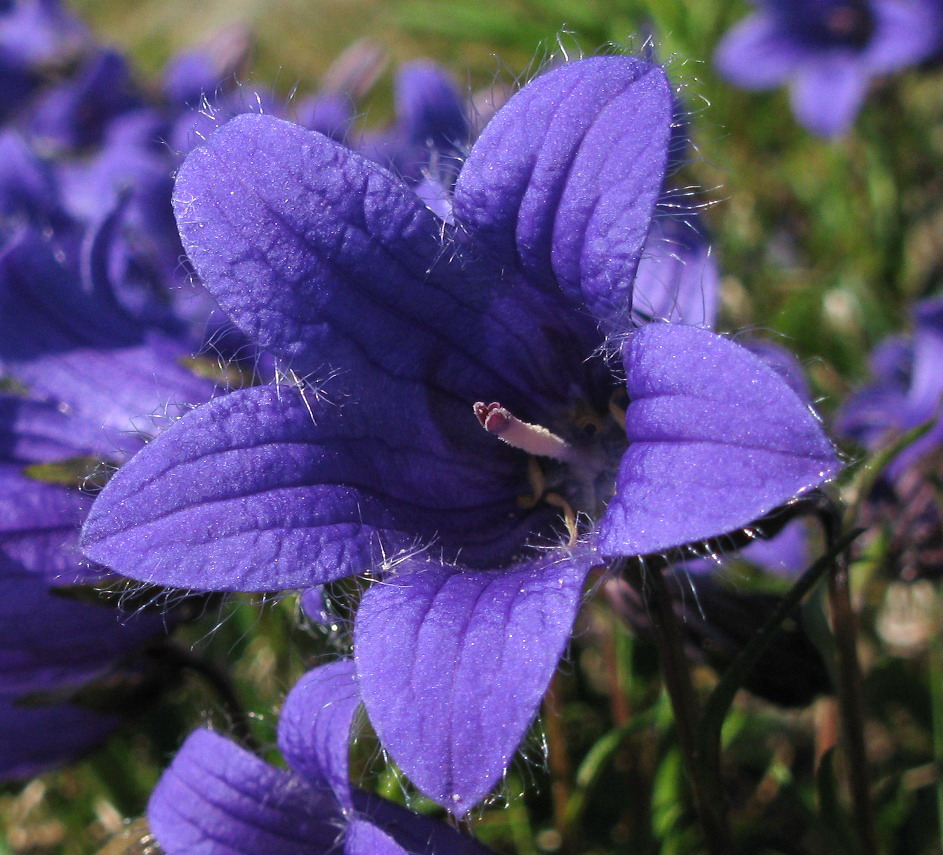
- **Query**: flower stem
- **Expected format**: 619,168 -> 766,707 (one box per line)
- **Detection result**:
819,505 -> 878,855
543,674 -> 573,846
600,587 -> 633,727
699,528 -> 862,777
930,622 -> 943,852
623,557 -> 732,855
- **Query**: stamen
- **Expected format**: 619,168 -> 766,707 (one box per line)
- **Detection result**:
608,389 -> 627,431
546,492 -> 579,545
474,401 -> 576,462
516,457 -> 546,509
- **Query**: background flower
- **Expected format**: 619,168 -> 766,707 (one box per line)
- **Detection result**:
714,0 -> 943,136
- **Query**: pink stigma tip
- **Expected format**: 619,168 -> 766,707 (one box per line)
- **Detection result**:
473,401 -> 510,434
471,400 -> 575,462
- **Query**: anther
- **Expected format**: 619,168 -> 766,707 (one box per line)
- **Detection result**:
473,401 -> 576,462
516,458 -> 546,509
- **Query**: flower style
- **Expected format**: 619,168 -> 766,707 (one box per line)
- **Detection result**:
82,56 -> 839,814
149,661 -> 492,855
714,0 -> 943,137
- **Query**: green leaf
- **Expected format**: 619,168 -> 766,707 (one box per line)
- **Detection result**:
816,747 -> 862,854
564,710 -> 656,832
22,457 -> 108,488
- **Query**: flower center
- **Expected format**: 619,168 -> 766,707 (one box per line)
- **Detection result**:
473,395 -> 627,533
824,2 -> 874,46
779,0 -> 875,48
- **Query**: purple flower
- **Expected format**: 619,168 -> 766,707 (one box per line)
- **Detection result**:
0,397 -> 179,780
838,297 -> 943,577
29,49 -> 140,150
838,297 -> 943,473
0,176 -> 218,778
714,0 -> 943,137
0,0 -> 87,71
633,206 -> 719,328
0,549 -> 173,780
0,697 -> 119,781
82,56 -> 839,813
149,661 -> 492,855
0,129 -> 64,228
0,0 -> 88,120
0,226 -> 215,444
359,60 -> 470,184
679,337 -> 819,578
0,218 -> 217,578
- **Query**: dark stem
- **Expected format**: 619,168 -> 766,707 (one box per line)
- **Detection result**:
599,591 -> 632,727
622,557 -> 733,855
818,505 -> 878,855
929,625 -> 943,853
699,528 -> 863,776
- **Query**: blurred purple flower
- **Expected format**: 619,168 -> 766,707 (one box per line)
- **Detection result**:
359,60 -> 470,185
838,297 -> 943,577
0,0 -> 86,68
0,172 -> 218,779
0,0 -> 88,119
633,205 -> 719,328
0,550 -> 177,780
0,396 -> 185,780
150,661 -> 492,855
839,297 -> 943,472
29,48 -> 139,150
162,28 -> 251,108
714,0 -> 943,137
82,56 -> 839,814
